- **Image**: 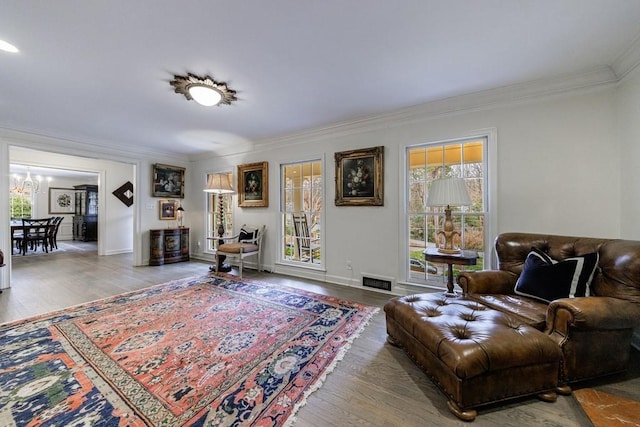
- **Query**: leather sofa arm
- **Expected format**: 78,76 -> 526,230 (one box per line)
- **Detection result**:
457,270 -> 518,294
546,297 -> 640,334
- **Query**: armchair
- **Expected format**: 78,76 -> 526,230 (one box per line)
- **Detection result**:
215,225 -> 265,278
458,232 -> 640,389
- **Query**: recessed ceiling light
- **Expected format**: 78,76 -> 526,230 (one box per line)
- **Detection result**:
0,39 -> 19,53
170,73 -> 237,107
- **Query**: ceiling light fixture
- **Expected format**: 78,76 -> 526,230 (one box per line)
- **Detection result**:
12,166 -> 52,194
170,73 -> 237,107
0,39 -> 19,53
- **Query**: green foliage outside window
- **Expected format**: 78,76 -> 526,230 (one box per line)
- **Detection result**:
10,195 -> 32,218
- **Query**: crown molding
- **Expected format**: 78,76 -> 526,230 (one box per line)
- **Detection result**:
252,66 -> 618,151
611,31 -> 640,80
0,126 -> 190,164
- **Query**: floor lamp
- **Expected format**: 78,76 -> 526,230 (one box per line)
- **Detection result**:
425,177 -> 471,254
204,173 -> 234,271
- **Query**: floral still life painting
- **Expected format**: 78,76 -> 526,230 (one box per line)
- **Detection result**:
238,162 -> 269,207
335,146 -> 384,206
0,275 -> 377,426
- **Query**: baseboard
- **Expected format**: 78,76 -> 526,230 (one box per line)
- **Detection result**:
104,249 -> 133,256
273,264 -> 327,283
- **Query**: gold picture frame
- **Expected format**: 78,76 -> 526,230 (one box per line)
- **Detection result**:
152,163 -> 185,198
238,161 -> 269,207
335,146 -> 384,206
159,199 -> 177,220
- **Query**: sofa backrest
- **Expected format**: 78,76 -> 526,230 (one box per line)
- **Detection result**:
495,232 -> 640,304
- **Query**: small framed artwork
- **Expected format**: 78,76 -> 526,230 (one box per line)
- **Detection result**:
335,146 -> 384,206
159,199 -> 177,220
152,163 -> 185,198
238,161 -> 269,207
48,187 -> 75,214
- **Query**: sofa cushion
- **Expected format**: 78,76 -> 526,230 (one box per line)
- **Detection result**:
514,248 -> 599,302
469,294 -> 548,330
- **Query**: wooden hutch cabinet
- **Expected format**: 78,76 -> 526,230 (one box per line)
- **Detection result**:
73,184 -> 98,241
149,228 -> 190,265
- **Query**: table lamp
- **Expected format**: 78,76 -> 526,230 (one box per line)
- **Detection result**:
176,204 -> 185,228
425,177 -> 471,254
204,173 -> 234,271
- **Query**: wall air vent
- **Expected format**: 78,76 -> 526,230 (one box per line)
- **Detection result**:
362,274 -> 394,292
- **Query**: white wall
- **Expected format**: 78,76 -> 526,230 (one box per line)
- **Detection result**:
0,81 -> 630,293
616,66 -> 640,240
189,86 -> 621,290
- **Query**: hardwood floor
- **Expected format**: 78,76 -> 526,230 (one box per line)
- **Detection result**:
3,248 -> 638,426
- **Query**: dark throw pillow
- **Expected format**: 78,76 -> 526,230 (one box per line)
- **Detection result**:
239,227 -> 257,243
514,247 -> 599,302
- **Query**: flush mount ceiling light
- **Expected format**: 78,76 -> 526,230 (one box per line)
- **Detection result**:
170,73 -> 237,107
0,39 -> 19,53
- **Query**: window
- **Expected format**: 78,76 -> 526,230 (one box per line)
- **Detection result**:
280,160 -> 323,266
206,173 -> 233,251
407,137 -> 488,287
10,186 -> 33,219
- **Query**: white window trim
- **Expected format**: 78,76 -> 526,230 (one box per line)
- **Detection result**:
398,128 -> 498,289
277,154 -> 326,271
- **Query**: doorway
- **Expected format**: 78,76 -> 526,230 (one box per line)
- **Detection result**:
6,146 -> 135,288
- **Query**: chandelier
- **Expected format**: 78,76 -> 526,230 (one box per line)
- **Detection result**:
12,167 -> 51,194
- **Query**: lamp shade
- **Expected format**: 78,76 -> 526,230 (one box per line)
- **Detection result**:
204,173 -> 234,193
425,177 -> 471,207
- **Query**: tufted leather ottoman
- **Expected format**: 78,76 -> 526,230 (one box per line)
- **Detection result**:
384,293 -> 562,421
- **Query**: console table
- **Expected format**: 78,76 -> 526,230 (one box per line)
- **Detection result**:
149,228 -> 189,266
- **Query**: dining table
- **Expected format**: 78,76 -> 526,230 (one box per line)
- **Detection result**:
10,218 -> 57,255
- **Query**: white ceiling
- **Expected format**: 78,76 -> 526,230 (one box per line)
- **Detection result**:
2,1 -> 640,159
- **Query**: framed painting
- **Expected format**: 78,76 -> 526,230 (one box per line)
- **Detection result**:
159,199 -> 177,220
238,161 -> 269,207
152,163 -> 185,198
335,146 -> 384,206
48,187 -> 75,214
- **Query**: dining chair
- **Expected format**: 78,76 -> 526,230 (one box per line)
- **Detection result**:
21,218 -> 52,255
48,216 -> 64,250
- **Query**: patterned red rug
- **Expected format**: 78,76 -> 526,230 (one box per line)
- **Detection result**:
0,275 -> 378,426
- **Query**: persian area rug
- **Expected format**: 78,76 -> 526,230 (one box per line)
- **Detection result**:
0,275 -> 378,426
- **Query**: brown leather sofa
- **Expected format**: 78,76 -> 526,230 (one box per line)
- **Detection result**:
458,232 -> 640,390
